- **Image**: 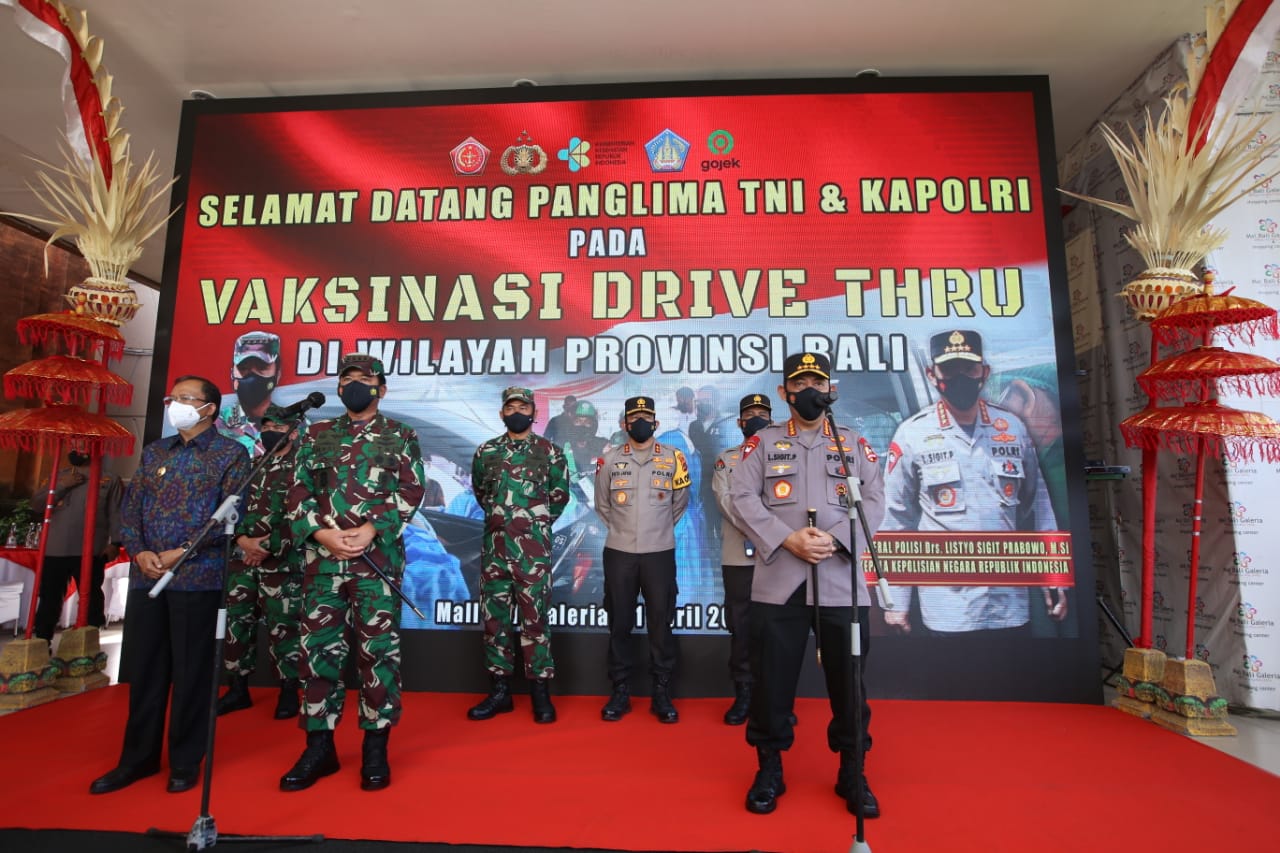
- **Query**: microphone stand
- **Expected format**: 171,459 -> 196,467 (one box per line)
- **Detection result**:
145,418 -> 322,850
820,403 -> 891,853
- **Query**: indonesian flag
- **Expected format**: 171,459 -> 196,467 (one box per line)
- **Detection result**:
1,0 -> 112,182
1189,0 -> 1280,140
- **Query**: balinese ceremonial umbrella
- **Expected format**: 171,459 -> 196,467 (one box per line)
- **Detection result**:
1137,347 -> 1280,404
0,405 -> 135,637
1150,273 -> 1280,347
15,312 -> 126,364
1121,400 -> 1280,657
4,355 -> 133,407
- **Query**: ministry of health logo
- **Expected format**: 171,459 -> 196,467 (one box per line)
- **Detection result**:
558,136 -> 592,172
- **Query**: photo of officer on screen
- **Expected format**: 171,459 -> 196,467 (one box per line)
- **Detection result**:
879,330 -> 1068,636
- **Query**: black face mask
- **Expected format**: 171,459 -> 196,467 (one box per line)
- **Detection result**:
339,382 -> 378,414
235,373 -> 275,409
626,419 -> 656,443
68,451 -> 90,467
937,373 -> 984,410
571,423 -> 596,442
503,412 -> 534,434
789,387 -> 827,422
741,416 -> 770,439
259,430 -> 288,453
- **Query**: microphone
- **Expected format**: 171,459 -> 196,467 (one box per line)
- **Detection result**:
278,391 -> 326,419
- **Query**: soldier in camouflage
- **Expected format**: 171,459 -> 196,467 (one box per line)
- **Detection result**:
216,404 -> 306,720
466,386 -> 570,724
279,354 -> 426,793
216,331 -> 282,456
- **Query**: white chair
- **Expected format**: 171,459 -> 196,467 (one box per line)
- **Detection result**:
0,581 -> 22,635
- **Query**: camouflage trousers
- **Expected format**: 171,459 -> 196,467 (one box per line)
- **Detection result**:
222,563 -> 302,680
298,572 -> 401,732
479,555 -> 555,680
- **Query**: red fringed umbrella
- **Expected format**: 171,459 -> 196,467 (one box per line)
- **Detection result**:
1137,347 -> 1280,403
1150,273 -> 1280,347
0,405 -> 135,457
4,355 -> 134,407
15,312 -> 126,363
1120,401 -> 1280,462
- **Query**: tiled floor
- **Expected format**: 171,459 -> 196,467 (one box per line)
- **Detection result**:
4,625 -> 1279,776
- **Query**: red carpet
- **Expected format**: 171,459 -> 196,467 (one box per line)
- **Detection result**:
1,686 -> 1278,852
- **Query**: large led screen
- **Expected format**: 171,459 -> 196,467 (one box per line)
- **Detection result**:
156,77 -> 1096,700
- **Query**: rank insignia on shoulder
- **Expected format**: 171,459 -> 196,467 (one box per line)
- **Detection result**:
714,458 -> 726,470
860,437 -> 878,463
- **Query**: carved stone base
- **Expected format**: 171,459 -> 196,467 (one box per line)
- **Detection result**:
1151,707 -> 1237,737
0,638 -> 60,712
1112,647 -> 1167,718
52,626 -> 109,692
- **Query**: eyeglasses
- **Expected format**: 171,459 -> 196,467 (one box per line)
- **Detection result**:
164,395 -> 209,406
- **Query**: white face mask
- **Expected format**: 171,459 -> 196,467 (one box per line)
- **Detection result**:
167,401 -> 207,431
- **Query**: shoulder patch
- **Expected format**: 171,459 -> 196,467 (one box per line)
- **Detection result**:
741,435 -> 760,458
672,449 -> 691,489
886,441 -> 903,475
859,436 -> 878,463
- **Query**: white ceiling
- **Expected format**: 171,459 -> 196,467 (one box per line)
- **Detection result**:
0,0 -> 1207,282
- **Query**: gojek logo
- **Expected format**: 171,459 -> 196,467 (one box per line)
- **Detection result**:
558,137 -> 591,172
708,129 -> 734,155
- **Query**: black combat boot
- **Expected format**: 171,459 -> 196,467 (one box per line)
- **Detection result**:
650,675 -> 678,723
835,750 -> 880,818
467,674 -> 514,720
279,730 -> 339,792
216,674 -> 253,716
600,682 -> 631,721
274,678 -> 301,720
360,728 -> 391,791
723,681 -> 751,726
745,747 -> 786,814
530,679 -> 557,724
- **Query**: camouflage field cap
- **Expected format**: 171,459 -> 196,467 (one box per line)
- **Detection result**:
338,352 -> 386,377
931,330 -> 984,364
783,351 -> 830,380
260,403 -> 292,425
625,396 -> 657,417
233,331 -> 280,366
738,392 -> 772,414
502,386 -> 534,405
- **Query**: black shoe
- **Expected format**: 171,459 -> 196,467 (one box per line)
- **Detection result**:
745,747 -> 786,814
166,767 -> 200,793
280,730 -> 340,792
530,679 -> 557,724
601,683 -> 631,721
274,678 -> 301,720
467,675 -> 514,720
835,753 -> 881,819
650,678 -> 678,723
89,762 -> 160,795
216,674 -> 253,716
360,729 -> 391,791
723,682 -> 751,726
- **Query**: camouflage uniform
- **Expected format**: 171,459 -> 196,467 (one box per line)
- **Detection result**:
223,407 -> 304,682
288,403 -> 426,732
472,416 -> 570,680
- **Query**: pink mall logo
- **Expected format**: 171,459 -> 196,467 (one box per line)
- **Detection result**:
1239,602 -> 1258,623
1244,654 -> 1264,674
1195,644 -> 1211,662
1233,552 -> 1252,570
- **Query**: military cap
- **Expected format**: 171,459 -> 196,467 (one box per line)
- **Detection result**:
233,331 -> 280,365
625,396 -> 657,417
783,351 -> 830,380
502,386 -> 535,404
738,392 -> 773,414
260,403 -> 292,424
338,352 -> 385,377
930,330 -> 984,364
